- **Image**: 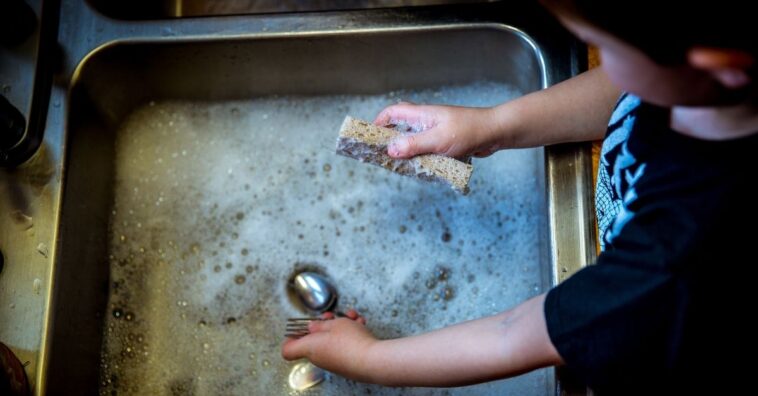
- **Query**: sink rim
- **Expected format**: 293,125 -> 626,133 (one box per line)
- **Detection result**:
69,22 -> 549,94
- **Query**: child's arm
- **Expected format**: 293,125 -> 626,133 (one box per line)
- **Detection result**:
281,294 -> 562,387
377,68 -> 620,158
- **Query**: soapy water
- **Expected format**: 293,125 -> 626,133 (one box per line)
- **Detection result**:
100,82 -> 551,395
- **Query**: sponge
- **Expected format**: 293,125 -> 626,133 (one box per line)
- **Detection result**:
336,116 -> 473,194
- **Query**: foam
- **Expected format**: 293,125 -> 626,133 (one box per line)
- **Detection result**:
100,82 -> 549,395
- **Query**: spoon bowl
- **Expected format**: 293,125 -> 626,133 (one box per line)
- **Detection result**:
290,272 -> 337,313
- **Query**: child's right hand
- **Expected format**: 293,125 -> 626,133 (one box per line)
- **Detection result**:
374,102 -> 505,159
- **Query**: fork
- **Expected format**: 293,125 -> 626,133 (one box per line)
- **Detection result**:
285,312 -> 346,339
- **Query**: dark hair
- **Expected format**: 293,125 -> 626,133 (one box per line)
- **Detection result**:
541,0 -> 756,65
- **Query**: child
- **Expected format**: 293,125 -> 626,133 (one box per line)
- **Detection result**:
283,1 -> 757,393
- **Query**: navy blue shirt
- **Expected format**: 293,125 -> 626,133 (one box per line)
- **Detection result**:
545,94 -> 758,394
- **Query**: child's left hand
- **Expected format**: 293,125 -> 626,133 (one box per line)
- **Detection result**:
281,309 -> 378,382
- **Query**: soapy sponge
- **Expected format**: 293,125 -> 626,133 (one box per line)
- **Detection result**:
336,116 -> 473,194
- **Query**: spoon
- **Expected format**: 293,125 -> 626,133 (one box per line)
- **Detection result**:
288,361 -> 325,390
290,272 -> 337,313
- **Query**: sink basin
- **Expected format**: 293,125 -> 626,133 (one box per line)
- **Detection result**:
55,26 -> 551,395
0,2 -> 596,395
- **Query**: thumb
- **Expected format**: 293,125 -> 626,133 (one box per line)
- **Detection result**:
282,337 -> 311,361
388,131 -> 440,159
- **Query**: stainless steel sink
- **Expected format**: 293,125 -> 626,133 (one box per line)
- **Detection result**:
0,2 -> 595,395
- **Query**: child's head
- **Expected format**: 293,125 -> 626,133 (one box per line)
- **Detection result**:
541,1 -> 756,107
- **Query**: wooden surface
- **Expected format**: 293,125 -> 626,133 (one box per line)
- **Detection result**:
588,46 -> 601,189
588,46 -> 601,252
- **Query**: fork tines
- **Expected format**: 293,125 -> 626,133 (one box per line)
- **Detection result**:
284,317 -> 323,339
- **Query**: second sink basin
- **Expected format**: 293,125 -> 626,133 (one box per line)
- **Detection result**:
86,0 -> 490,19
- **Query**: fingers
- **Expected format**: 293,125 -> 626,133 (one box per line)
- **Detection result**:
309,319 -> 335,333
320,312 -> 335,320
281,310 -> 369,361
345,309 -> 367,325
374,102 -> 448,158
345,309 -> 359,320
282,318 -> 336,360
373,101 -> 418,126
